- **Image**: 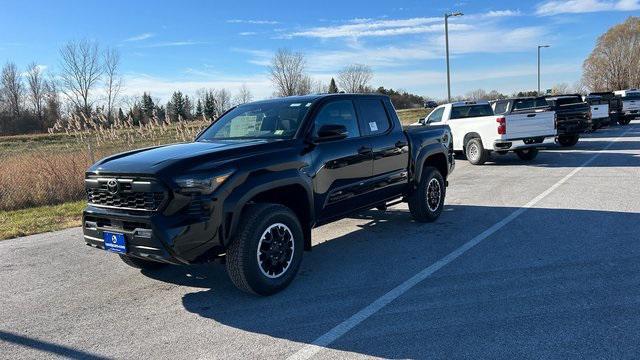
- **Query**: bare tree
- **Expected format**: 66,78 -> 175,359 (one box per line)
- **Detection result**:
582,16 -> 640,91
551,83 -> 570,95
103,48 -> 123,121
311,79 -> 328,94
465,88 -> 489,101
337,64 -> 373,93
1,62 -> 23,117
59,40 -> 103,116
234,84 -> 254,105
268,49 -> 310,97
25,63 -> 46,126
214,89 -> 232,115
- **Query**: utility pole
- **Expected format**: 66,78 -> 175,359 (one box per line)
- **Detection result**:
537,45 -> 550,95
445,12 -> 463,102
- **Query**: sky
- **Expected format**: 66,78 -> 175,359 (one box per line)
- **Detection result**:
0,0 -> 638,103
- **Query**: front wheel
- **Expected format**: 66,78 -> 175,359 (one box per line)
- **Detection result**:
556,135 -> 580,147
226,203 -> 303,296
515,148 -> 539,161
408,166 -> 446,223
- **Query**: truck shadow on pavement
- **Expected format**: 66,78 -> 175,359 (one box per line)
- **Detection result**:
141,204 -> 640,358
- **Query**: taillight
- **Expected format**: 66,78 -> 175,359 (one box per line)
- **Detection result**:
496,116 -> 506,135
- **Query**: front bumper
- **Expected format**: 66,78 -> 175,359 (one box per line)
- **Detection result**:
83,202 -> 223,264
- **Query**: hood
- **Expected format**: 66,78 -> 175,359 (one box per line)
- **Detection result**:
90,139 -> 275,175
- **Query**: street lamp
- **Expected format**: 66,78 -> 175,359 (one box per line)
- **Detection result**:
537,45 -> 550,95
445,11 -> 463,103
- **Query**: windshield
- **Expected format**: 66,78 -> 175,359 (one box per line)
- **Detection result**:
198,100 -> 312,140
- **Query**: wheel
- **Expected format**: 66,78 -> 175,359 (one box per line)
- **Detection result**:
226,203 -> 303,296
556,135 -> 579,147
515,148 -> 539,161
619,117 -> 632,125
119,254 -> 166,270
465,138 -> 488,165
408,166 -> 446,223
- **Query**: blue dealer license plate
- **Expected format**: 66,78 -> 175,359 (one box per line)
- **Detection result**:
103,231 -> 127,254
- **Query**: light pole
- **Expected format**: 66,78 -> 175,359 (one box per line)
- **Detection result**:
537,45 -> 550,95
445,11 -> 463,102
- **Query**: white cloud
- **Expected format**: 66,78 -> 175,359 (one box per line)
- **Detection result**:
124,32 -> 155,42
141,41 -> 206,48
286,17 -> 455,39
227,19 -> 280,25
536,0 -> 640,15
484,10 -> 522,17
431,26 -> 549,54
239,32 -> 257,36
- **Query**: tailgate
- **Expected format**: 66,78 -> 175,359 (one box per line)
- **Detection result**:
590,104 -> 609,119
623,99 -> 640,112
504,111 -> 555,139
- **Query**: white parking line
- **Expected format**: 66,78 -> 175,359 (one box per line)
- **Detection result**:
288,127 -> 632,360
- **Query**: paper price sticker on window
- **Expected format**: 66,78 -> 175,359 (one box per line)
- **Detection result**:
368,122 -> 378,132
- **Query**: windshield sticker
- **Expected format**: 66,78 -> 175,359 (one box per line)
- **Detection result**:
369,122 -> 378,132
274,130 -> 284,135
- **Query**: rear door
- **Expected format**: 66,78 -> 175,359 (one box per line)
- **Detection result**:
356,97 -> 409,203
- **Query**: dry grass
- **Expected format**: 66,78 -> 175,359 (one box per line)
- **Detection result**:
0,200 -> 85,240
396,108 -> 432,126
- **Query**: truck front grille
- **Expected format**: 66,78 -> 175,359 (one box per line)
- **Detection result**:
85,177 -> 168,211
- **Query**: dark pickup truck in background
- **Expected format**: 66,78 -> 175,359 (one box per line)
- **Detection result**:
589,92 -> 624,125
83,94 -> 454,295
544,94 -> 592,147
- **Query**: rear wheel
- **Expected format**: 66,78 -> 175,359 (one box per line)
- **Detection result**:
515,148 -> 539,161
556,135 -> 580,147
226,203 -> 303,296
119,255 -> 166,270
465,138 -> 488,165
619,117 -> 632,125
408,166 -> 446,223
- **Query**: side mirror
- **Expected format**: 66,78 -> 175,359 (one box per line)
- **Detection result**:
315,124 -> 348,142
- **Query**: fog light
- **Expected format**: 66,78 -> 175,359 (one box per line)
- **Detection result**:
136,229 -> 152,238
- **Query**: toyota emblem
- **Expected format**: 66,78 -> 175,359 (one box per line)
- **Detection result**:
106,179 -> 120,195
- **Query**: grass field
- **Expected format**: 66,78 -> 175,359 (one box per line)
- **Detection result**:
0,201 -> 85,240
396,108 -> 432,125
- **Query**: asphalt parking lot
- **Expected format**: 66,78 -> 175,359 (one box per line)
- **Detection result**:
2,121 -> 639,359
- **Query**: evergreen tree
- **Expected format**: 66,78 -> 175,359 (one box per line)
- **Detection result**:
328,78 -> 338,93
141,92 -> 155,120
184,95 -> 193,120
203,91 -> 216,120
167,91 -> 186,121
117,107 -> 125,120
195,99 -> 203,118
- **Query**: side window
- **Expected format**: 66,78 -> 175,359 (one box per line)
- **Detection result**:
427,107 -> 445,123
493,101 -> 508,115
313,100 -> 360,139
356,99 -> 391,135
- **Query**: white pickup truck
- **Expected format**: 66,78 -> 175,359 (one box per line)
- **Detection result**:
583,94 -> 610,130
614,89 -> 640,125
414,100 -> 556,165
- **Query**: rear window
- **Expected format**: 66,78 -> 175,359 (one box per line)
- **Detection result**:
623,92 -> 640,100
493,101 -> 508,115
356,99 -> 391,135
555,97 -> 582,106
450,104 -> 494,119
513,98 -> 548,111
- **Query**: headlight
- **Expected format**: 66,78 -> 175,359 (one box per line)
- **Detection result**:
175,171 -> 233,194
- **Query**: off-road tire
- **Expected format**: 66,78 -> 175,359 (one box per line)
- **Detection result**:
226,203 -> 303,296
408,166 -> 446,223
557,135 -> 580,147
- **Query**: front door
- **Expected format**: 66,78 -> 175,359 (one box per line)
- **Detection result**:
309,99 -> 374,222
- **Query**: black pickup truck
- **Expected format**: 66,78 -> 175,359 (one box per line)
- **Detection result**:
544,95 -> 592,147
589,92 -> 623,125
83,94 -> 454,295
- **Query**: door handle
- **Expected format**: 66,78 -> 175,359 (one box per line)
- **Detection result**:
527,114 -> 536,117
594,107 -> 599,110
358,146 -> 373,155
395,141 -> 408,148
